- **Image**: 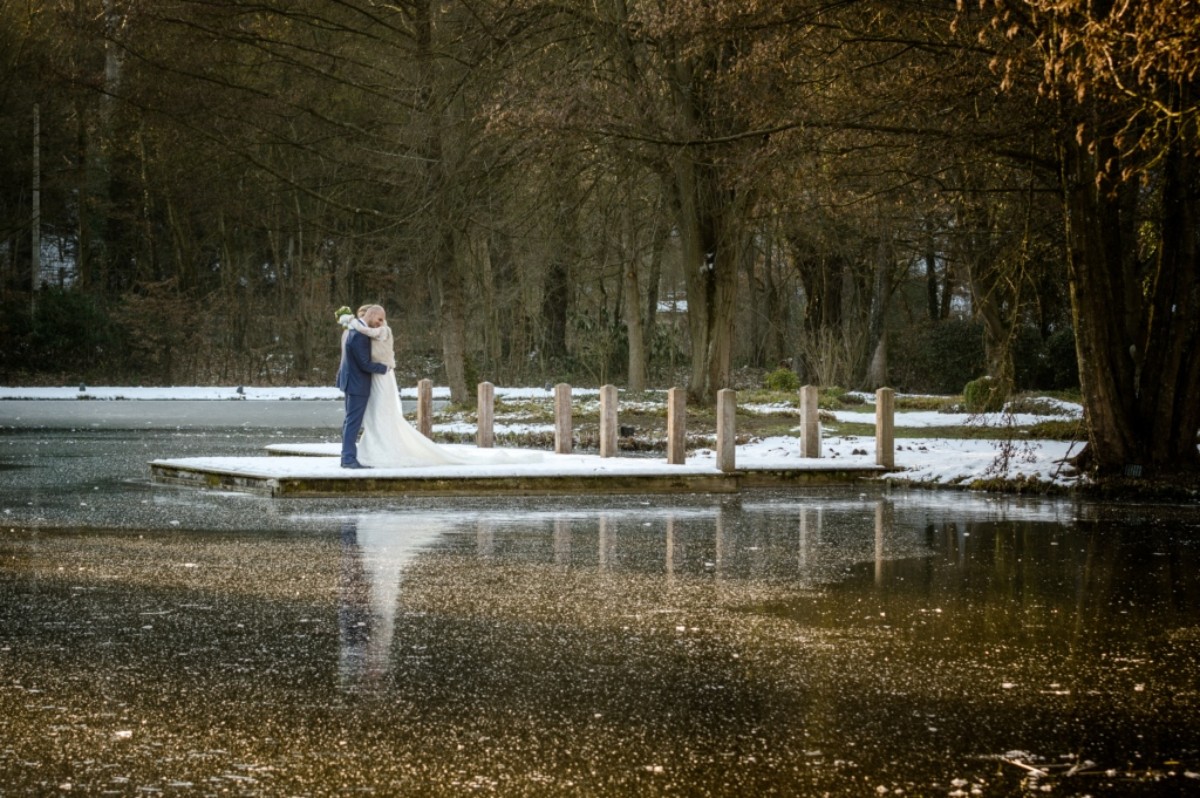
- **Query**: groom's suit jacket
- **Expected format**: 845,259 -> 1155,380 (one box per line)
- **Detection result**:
336,328 -> 386,396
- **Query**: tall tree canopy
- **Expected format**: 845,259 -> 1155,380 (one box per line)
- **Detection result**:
1,0 -> 1196,477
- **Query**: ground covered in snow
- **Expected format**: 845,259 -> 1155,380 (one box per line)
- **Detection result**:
0,384 -> 1090,491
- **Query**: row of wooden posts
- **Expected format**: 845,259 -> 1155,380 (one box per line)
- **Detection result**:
412,379 -> 897,471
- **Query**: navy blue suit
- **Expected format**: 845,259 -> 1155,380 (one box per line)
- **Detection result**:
336,328 -> 388,466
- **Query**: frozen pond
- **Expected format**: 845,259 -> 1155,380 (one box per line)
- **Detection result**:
1,423 -> 1199,796
0,398 -> 416,430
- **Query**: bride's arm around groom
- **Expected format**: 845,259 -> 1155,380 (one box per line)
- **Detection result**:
347,314 -> 397,370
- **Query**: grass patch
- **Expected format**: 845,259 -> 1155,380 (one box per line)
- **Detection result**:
736,388 -> 799,406
1028,419 -> 1087,440
1036,388 -> 1083,404
826,419 -> 1051,441
827,393 -> 959,413
819,386 -> 862,407
735,386 -> 866,409
965,475 -> 1070,495
1005,393 -> 1080,416
895,394 -> 958,412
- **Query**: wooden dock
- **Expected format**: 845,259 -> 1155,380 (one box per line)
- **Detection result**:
147,382 -> 901,498
150,443 -> 887,498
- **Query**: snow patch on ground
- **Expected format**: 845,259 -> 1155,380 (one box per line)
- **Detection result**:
8,385 -> 1084,488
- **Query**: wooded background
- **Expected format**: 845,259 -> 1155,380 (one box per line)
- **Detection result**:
2,0 -> 1197,474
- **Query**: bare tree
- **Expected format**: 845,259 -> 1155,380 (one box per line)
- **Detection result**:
975,0 -> 1200,475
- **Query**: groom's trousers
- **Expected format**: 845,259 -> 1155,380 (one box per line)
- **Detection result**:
341,392 -> 368,465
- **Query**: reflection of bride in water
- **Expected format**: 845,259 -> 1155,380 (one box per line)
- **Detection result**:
338,514 -> 451,688
346,306 -> 540,469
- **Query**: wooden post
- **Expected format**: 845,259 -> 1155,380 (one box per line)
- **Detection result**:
554,517 -> 571,566
875,386 -> 895,468
666,387 -> 687,465
477,381 -> 495,448
874,499 -> 893,585
665,515 -> 676,581
800,384 -> 821,458
477,519 -> 494,558
416,378 -> 433,438
798,508 -> 810,569
599,384 -> 618,458
554,382 -> 573,454
598,514 -> 611,569
716,388 -> 736,472
714,505 -> 726,574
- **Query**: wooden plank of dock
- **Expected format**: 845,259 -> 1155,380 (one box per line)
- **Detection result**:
149,456 -> 886,498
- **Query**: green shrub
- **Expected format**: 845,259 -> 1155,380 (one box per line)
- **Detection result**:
1012,325 -> 1046,390
1043,326 -> 1079,390
0,290 -> 126,379
963,376 -> 1008,413
764,366 -> 800,392
1012,324 -> 1079,391
889,319 -> 986,394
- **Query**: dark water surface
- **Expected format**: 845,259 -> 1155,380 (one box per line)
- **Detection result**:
1,426 -> 1199,796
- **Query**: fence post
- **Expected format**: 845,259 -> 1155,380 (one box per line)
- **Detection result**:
800,384 -> 821,458
716,388 -> 736,472
554,383 -> 573,454
667,387 -> 687,465
417,378 -> 433,438
599,384 -> 618,458
875,387 -> 895,468
477,381 -> 495,448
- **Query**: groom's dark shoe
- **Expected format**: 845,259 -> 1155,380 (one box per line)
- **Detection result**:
341,461 -> 370,469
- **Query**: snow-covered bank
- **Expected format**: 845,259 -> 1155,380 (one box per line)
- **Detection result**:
2,384 -> 1088,490
0,385 -> 599,401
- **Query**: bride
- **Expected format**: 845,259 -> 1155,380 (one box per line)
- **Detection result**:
345,305 -> 540,468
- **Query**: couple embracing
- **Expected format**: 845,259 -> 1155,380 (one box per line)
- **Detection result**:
336,304 -> 468,469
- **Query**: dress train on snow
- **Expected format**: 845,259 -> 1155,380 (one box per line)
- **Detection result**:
356,370 -> 540,468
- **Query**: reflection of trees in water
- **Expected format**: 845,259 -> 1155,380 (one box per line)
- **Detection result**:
883,517 -> 1200,648
434,500 -> 911,586
336,501 -> 1198,688
335,501 -> 904,687
326,501 -> 1198,786
358,500 -> 920,647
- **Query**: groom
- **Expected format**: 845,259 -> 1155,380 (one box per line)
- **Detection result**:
336,307 -> 388,468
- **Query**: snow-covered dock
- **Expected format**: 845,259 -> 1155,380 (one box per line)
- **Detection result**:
149,442 -> 887,498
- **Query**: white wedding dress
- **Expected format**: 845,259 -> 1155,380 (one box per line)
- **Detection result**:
352,322 -> 540,468
357,368 -> 473,467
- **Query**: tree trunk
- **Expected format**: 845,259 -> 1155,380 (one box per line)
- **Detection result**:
924,219 -> 940,321
622,210 -> 647,393
704,235 -> 739,399
31,103 -> 40,304
541,257 -> 569,364
863,231 -> 892,389
957,195 -> 1016,392
439,229 -> 470,404
642,223 -> 664,369
1144,127 -> 1200,467
938,257 -> 956,320
672,153 -> 738,405
1063,129 -> 1200,475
